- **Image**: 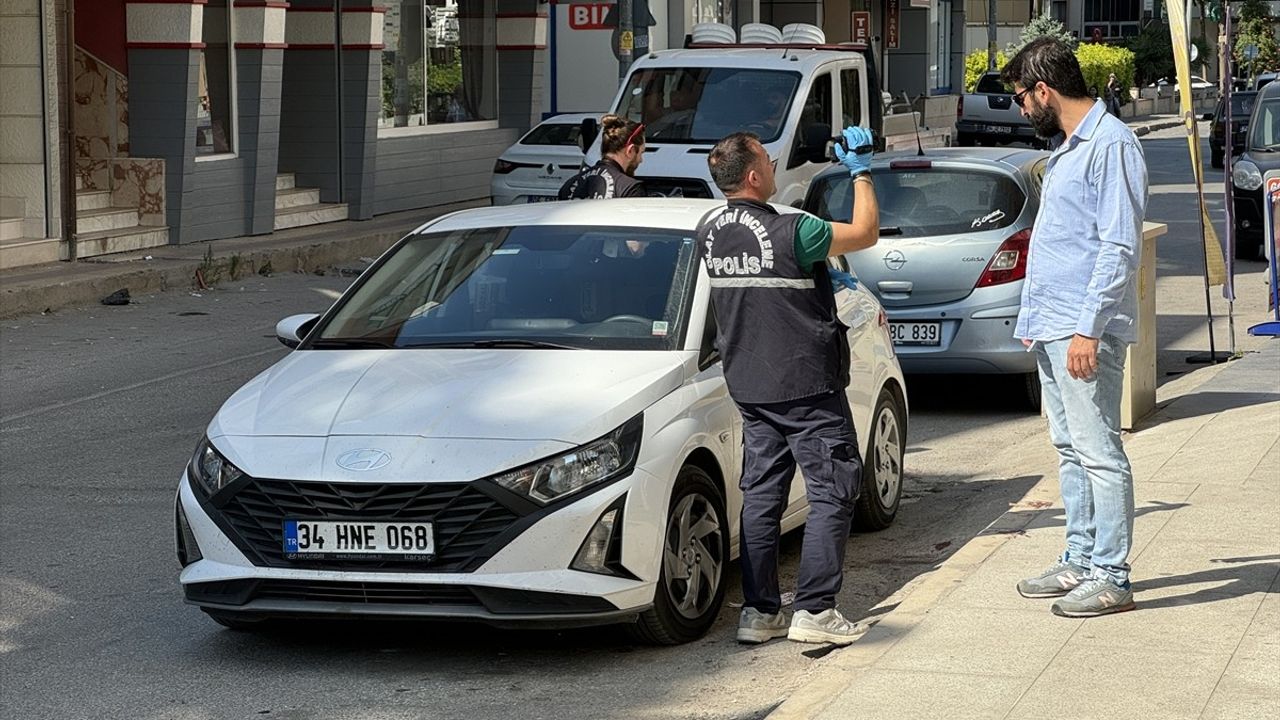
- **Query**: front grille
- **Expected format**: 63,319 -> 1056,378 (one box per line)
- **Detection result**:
643,177 -> 714,199
185,579 -> 616,614
212,479 -> 523,572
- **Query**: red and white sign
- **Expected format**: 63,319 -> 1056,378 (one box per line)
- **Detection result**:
569,3 -> 611,30
851,11 -> 870,44
886,0 -> 900,49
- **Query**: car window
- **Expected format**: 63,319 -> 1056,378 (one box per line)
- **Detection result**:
615,68 -> 801,144
840,68 -> 862,128
975,74 -> 1008,94
312,226 -> 699,351
1250,98 -> 1280,150
521,122 -> 582,146
1231,94 -> 1257,117
811,168 -> 1027,237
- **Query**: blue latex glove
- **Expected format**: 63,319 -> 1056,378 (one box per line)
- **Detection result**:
833,126 -> 874,177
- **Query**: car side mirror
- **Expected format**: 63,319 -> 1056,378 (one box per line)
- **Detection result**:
276,313 -> 320,349
1203,112 -> 1215,121
579,118 -> 600,153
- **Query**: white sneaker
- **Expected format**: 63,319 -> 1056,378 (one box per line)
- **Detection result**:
787,608 -> 865,646
736,607 -> 789,644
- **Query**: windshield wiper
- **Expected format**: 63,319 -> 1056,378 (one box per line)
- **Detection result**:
404,339 -> 581,350
309,338 -> 393,349
880,227 -> 904,236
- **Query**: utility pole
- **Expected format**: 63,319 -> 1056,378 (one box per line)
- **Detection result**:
618,0 -> 634,85
988,0 -> 998,69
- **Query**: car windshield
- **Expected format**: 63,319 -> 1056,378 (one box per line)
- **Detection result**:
1250,99 -> 1280,150
310,225 -> 699,351
809,168 -> 1027,237
521,122 -> 582,146
975,74 -> 1009,94
615,68 -> 801,144
1231,93 -> 1257,117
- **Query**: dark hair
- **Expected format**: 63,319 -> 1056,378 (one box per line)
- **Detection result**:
600,114 -> 644,155
707,132 -> 761,193
1000,37 -> 1090,100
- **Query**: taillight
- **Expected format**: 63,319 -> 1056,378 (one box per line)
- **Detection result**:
493,159 -> 525,174
976,228 -> 1031,287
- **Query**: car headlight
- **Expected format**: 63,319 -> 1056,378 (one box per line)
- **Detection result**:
493,415 -> 643,505
188,437 -> 246,496
1233,160 -> 1263,191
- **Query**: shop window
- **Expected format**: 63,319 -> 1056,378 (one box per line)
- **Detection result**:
380,0 -> 497,132
196,0 -> 235,156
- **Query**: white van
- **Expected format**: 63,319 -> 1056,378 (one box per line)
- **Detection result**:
582,24 -> 884,207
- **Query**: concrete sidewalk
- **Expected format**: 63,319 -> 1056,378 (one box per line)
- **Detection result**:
771,341 -> 1280,720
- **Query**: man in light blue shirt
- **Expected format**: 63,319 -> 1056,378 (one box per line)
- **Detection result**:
1003,38 -> 1148,618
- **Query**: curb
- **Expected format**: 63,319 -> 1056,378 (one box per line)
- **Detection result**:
0,201 -> 485,320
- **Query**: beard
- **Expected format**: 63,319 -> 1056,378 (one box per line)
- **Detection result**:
1026,98 -> 1063,139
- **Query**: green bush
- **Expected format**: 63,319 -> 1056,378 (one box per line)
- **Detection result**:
964,49 -> 1007,93
1076,43 -> 1136,103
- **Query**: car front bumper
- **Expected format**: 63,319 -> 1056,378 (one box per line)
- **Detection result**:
1234,188 -> 1265,235
883,284 -> 1037,375
176,466 -> 663,625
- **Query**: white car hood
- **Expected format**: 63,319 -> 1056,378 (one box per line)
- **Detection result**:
209,349 -> 687,444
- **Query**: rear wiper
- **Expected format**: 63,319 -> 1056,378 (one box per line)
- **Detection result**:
405,339 -> 581,350
309,338 -> 393,349
880,227 -> 904,236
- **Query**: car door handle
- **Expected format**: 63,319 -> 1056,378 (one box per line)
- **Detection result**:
878,281 -> 913,293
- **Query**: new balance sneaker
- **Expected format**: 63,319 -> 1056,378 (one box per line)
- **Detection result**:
1051,575 -> 1135,617
787,608 -> 866,646
736,607 -> 789,644
1016,559 -> 1089,599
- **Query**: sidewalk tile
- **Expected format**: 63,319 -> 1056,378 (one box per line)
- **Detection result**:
1008,646 -> 1230,720
873,606 -> 1077,679
1133,542 -> 1280,592
1149,486 -> 1280,549
1243,438 -> 1278,487
1199,677 -> 1280,720
1070,591 -> 1263,656
814,669 -> 1030,720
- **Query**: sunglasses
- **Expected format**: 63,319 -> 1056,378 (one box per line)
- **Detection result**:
1012,85 -> 1035,109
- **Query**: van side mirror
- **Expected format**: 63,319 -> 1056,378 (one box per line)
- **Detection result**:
579,118 -> 600,152
276,313 -> 320,349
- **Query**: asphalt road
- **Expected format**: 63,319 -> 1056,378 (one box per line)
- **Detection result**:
0,126 -> 1262,720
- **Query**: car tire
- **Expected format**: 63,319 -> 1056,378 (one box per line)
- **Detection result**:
628,465 -> 729,645
1211,147 -> 1223,169
1235,233 -> 1265,262
1023,371 -> 1043,413
854,387 -> 906,532
203,609 -> 272,631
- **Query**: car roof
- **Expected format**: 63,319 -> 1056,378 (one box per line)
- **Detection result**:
638,47 -> 866,75
412,198 -> 806,235
1260,80 -> 1280,99
813,147 -> 1048,183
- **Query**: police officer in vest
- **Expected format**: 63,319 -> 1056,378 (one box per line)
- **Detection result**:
558,114 -> 648,200
698,127 -> 880,646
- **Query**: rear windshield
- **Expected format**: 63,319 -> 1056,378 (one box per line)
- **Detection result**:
810,168 -> 1027,238
975,74 -> 1009,94
1231,94 -> 1257,117
521,122 -> 582,146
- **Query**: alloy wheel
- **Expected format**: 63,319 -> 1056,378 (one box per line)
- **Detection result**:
872,405 -> 903,507
662,492 -> 725,620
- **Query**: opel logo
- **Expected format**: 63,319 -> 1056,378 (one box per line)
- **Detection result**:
336,449 -> 392,472
884,250 -> 908,272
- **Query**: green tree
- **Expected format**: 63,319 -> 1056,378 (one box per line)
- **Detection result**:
1006,12 -> 1077,55
1233,0 -> 1280,72
1126,22 -> 1176,87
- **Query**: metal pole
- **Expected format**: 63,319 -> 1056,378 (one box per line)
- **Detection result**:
63,0 -> 77,261
618,0 -> 634,86
987,0 -> 997,70
1223,1 -> 1237,355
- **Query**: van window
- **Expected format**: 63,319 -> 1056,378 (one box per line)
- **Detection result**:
616,68 -> 801,144
840,69 -> 862,128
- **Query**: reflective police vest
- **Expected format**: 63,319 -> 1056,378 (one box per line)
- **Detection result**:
558,159 -> 646,200
697,199 -> 850,405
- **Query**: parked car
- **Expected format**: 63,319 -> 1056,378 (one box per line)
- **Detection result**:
1149,75 -> 1215,91
1254,72 -> 1278,91
1209,91 -> 1258,169
581,23 -> 884,206
175,199 -> 908,643
804,148 -> 1048,409
490,113 -> 596,205
1232,80 -> 1280,260
956,72 -> 1040,149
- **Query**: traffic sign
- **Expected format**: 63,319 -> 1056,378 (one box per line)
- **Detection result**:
1244,44 -> 1259,60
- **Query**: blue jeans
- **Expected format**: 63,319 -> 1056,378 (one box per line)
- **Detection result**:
1036,335 -> 1135,586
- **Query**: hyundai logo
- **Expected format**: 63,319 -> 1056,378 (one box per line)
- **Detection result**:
884,250 -> 908,271
335,449 -> 392,472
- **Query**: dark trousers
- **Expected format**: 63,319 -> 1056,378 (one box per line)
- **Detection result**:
736,391 -> 862,614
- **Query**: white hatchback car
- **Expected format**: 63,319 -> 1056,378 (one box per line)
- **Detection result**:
490,113 -> 596,206
175,199 -> 908,644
